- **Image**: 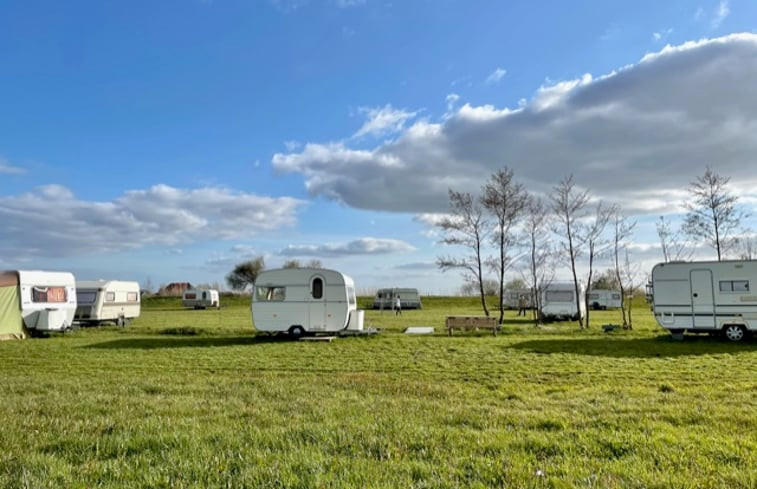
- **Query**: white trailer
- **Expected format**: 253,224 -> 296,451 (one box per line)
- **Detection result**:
12,270 -> 77,333
252,267 -> 363,337
75,280 -> 141,326
503,288 -> 535,309
586,289 -> 622,310
540,282 -> 586,321
651,260 -> 757,341
182,288 -> 220,309
372,288 -> 422,310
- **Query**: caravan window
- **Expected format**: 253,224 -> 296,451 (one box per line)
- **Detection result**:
32,286 -> 67,303
545,290 -> 573,303
127,292 -> 138,302
312,278 -> 323,299
256,286 -> 285,302
105,292 -> 115,302
347,287 -> 356,306
719,280 -> 749,292
77,291 -> 97,304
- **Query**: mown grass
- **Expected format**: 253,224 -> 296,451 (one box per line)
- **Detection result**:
1,296 -> 756,488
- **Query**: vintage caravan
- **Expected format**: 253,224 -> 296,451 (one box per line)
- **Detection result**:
0,270 -> 76,337
651,260 -> 757,341
182,288 -> 220,309
75,280 -> 141,326
252,267 -> 363,336
540,282 -> 586,321
503,288 -> 535,309
372,288 -> 422,310
586,289 -> 622,310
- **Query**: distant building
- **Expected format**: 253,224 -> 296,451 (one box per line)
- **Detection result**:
159,282 -> 192,296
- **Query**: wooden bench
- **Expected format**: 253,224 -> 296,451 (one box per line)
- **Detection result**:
445,316 -> 501,336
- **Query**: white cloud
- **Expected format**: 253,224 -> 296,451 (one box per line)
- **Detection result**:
0,184 -> 304,258
334,0 -> 365,7
712,0 -> 730,28
279,237 -> 415,257
284,140 -> 301,151
485,67 -> 507,85
353,104 -> 419,139
0,157 -> 25,175
272,33 -> 757,215
652,28 -> 673,42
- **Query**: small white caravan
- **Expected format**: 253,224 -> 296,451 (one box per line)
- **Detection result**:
9,270 -> 77,332
75,280 -> 141,326
586,289 -> 622,310
540,282 -> 586,321
372,288 -> 422,310
651,260 -> 757,341
503,288 -> 535,309
252,267 -> 363,336
182,288 -> 220,309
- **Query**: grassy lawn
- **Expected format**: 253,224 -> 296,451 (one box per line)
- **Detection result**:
1,296 -> 756,488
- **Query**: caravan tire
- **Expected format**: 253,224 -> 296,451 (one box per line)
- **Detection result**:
289,325 -> 305,339
723,324 -> 746,342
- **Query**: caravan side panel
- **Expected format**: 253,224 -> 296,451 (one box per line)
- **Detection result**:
19,271 -> 77,331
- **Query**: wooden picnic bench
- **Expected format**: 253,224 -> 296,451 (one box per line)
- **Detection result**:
445,316 -> 501,336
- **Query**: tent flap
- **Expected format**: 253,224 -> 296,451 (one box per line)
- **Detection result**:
0,285 -> 26,340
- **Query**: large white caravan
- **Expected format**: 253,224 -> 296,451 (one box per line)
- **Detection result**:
372,288 -> 422,310
586,289 -> 622,310
540,282 -> 586,321
0,270 -> 76,334
182,288 -> 220,309
252,267 -> 363,337
651,260 -> 757,341
75,280 -> 141,326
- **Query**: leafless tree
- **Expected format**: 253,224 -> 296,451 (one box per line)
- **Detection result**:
522,195 -> 554,324
610,207 -> 637,328
550,175 -> 590,328
619,249 -> 642,329
683,166 -> 747,260
283,259 -> 324,269
481,167 -> 528,323
437,190 -> 491,316
656,216 -> 691,262
736,233 -> 756,260
582,202 -> 613,328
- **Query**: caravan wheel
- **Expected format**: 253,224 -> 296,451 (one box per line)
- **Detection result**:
723,324 -> 746,342
288,325 -> 305,339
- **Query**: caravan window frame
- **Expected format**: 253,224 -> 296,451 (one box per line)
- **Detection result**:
545,290 -> 574,303
719,280 -> 749,293
32,286 -> 68,303
311,278 -> 323,299
256,286 -> 286,302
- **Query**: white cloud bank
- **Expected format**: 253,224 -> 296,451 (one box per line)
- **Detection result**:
0,157 -> 25,175
0,184 -> 304,258
279,237 -> 415,257
273,33 -> 757,215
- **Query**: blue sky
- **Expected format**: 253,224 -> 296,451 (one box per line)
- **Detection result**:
2,0 -> 757,294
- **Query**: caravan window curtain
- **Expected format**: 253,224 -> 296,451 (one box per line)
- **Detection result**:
32,286 -> 67,303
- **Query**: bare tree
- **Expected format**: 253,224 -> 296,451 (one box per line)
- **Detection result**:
550,175 -> 591,328
619,249 -> 642,329
226,257 -> 265,291
581,202 -> 613,328
610,207 -> 637,328
736,233 -> 756,260
522,195 -> 554,325
656,216 -> 691,262
683,166 -> 746,260
282,259 -> 323,269
482,167 -> 528,323
437,190 -> 491,316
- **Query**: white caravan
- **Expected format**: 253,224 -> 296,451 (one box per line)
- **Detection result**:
252,267 -> 363,337
75,280 -> 141,326
540,282 -> 586,321
182,288 -> 220,309
503,288 -> 535,309
586,289 -> 622,310
372,288 -> 422,309
651,260 -> 757,341
14,270 -> 76,332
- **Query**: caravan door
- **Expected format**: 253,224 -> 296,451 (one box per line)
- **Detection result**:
690,269 -> 716,329
308,275 -> 327,331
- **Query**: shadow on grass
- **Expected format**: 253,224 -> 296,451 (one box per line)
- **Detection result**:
84,334 -> 293,350
510,335 -> 757,358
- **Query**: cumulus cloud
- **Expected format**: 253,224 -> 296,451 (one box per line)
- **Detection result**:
0,184 -> 304,258
712,0 -> 730,28
279,237 -> 415,257
485,67 -> 507,85
0,157 -> 25,175
353,104 -> 419,139
272,33 -> 757,215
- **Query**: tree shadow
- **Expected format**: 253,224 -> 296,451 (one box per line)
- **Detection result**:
510,335 -> 757,358
84,334 -> 292,350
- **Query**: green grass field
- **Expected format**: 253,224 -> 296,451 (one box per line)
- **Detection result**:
1,296 -> 756,488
